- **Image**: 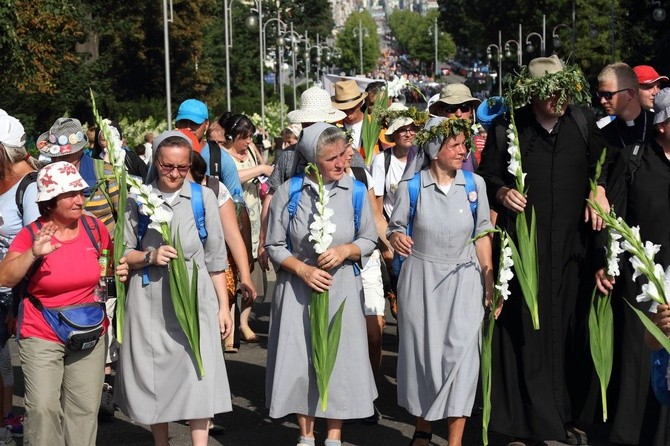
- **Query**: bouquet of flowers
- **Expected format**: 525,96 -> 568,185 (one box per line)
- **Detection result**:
587,150 -> 670,356
505,104 -> 540,330
90,91 -> 129,341
304,163 -> 345,412
474,228 -> 514,446
127,176 -> 205,377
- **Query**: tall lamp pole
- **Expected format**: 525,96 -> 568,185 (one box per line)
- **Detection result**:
223,0 -> 233,111
487,30 -> 503,97
358,17 -> 364,75
433,17 -> 439,76
163,0 -> 174,129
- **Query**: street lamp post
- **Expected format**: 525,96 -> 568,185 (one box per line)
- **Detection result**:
162,0 -> 174,129
261,17 -> 287,128
487,30 -> 503,97
223,0 -> 233,112
352,16 -> 369,75
525,14 -> 547,56
281,23 -> 302,111
504,24 -> 523,66
428,16 -> 440,76
551,23 -> 571,53
246,1 -> 264,130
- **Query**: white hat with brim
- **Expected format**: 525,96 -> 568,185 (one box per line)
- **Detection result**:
36,161 -> 88,202
0,110 -> 26,148
288,87 -> 347,124
36,118 -> 87,158
385,117 -> 415,136
653,88 -> 670,125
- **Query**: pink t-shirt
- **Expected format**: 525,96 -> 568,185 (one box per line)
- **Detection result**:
9,216 -> 111,343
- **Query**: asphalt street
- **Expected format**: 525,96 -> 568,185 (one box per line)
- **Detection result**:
7,269 -> 614,445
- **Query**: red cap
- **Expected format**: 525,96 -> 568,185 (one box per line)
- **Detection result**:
633,65 -> 669,85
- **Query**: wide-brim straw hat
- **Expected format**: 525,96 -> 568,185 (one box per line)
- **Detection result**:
331,80 -> 368,110
288,87 -> 347,124
385,117 -> 415,136
428,83 -> 481,115
36,118 -> 87,158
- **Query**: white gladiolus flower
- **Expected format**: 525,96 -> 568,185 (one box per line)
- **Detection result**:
386,76 -> 409,98
307,169 -> 336,256
148,192 -> 164,208
508,157 -> 520,177
629,255 -> 646,281
494,236 -> 515,301
152,206 -> 173,223
148,220 -> 163,232
643,241 -> 661,261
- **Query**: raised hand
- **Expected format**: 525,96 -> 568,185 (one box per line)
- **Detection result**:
31,222 -> 61,257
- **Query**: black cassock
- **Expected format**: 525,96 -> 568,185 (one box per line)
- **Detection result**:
478,104 -> 604,441
603,138 -> 670,446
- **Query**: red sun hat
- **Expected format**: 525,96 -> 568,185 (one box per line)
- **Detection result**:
633,65 -> 669,85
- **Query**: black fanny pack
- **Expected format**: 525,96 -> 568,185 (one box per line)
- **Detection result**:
29,296 -> 105,352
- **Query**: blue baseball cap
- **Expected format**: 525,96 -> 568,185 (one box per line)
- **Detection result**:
175,99 -> 209,124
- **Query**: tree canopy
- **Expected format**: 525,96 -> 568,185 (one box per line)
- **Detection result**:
335,11 -> 380,76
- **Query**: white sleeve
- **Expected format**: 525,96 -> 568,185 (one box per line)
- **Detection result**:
217,181 -> 232,207
370,152 -> 386,197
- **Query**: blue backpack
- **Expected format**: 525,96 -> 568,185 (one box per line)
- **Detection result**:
390,170 -> 478,276
137,181 -> 207,285
286,173 -> 367,275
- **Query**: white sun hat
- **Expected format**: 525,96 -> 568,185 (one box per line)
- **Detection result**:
0,110 -> 26,148
36,161 -> 88,202
288,87 -> 347,124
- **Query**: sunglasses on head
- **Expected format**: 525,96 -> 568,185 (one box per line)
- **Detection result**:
596,88 -> 629,101
445,103 -> 472,114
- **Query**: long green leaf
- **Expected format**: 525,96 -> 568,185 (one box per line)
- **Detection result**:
588,287 -> 613,421
625,300 -> 670,353
114,169 -> 127,342
481,314 -> 495,446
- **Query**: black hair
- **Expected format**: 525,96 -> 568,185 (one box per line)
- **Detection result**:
219,113 -> 256,142
365,81 -> 385,94
134,144 -> 146,156
190,151 -> 207,184
37,197 -> 58,219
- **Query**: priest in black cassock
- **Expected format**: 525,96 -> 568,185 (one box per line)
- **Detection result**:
478,55 -> 607,445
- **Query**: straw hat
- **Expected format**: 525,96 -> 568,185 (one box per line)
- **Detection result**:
528,55 -> 563,78
35,161 -> 87,202
331,80 -> 368,110
36,118 -> 87,158
428,83 -> 481,115
0,110 -> 26,148
287,87 -> 347,124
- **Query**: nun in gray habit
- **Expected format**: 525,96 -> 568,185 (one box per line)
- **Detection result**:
387,117 -> 494,446
264,122 -> 378,446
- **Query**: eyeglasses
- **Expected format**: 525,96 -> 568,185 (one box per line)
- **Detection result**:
444,103 -> 472,114
397,127 -> 417,135
596,88 -> 629,100
157,159 -> 191,173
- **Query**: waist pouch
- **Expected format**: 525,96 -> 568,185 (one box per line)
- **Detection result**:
39,302 -> 105,352
651,349 -> 670,406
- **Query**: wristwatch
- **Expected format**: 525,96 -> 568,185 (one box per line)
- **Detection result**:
144,251 -> 152,265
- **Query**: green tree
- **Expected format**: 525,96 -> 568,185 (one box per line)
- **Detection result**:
335,11 -> 380,76
388,9 -> 456,74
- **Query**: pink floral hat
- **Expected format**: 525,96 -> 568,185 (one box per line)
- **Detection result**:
36,161 -> 87,202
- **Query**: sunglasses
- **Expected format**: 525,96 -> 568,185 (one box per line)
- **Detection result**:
157,159 -> 191,173
444,103 -> 472,114
596,88 -> 629,100
397,126 -> 417,135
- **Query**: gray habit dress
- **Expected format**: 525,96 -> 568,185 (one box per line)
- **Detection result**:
388,168 -> 492,421
115,180 -> 233,424
265,174 -> 378,419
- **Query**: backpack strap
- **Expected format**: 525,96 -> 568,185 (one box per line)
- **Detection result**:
570,106 -> 589,145
406,171 -> 421,238
462,170 -> 478,238
207,140 -> 222,179
190,182 -> 208,245
286,174 -> 305,252
350,167 -> 368,188
350,179 -> 367,276
625,142 -> 645,186
15,171 -> 37,220
80,215 -> 102,254
384,149 -> 392,178
205,175 -> 220,198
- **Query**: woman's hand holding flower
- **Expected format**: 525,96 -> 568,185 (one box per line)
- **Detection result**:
31,222 -> 61,257
298,264 -> 332,293
653,304 -> 670,336
152,245 -> 178,266
595,267 -> 616,295
317,245 -> 351,270
389,232 -> 413,257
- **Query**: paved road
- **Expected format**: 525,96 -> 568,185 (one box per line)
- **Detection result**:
8,270 -> 614,445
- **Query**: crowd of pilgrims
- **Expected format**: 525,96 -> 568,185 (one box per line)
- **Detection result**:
0,55 -> 667,446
